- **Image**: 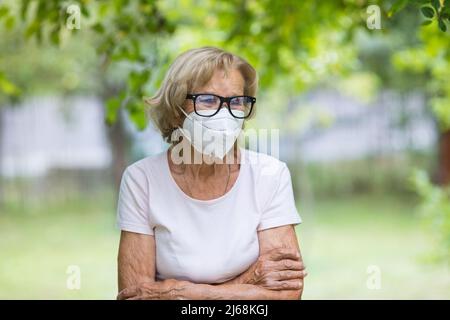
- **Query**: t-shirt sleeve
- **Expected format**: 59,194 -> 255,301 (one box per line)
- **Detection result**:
257,163 -> 302,231
116,166 -> 154,235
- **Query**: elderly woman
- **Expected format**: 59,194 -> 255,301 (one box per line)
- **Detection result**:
116,47 -> 306,300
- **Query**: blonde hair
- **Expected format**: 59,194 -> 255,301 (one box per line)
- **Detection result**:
145,46 -> 258,143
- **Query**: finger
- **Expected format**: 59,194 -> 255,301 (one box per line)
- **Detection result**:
264,279 -> 303,291
117,287 -> 138,300
273,270 -> 306,281
273,259 -> 305,271
267,248 -> 300,261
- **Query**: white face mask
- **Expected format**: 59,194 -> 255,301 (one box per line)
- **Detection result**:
177,106 -> 244,159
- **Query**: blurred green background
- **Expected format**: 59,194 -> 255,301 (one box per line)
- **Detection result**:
0,0 -> 449,299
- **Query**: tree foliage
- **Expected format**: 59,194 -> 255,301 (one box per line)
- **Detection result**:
1,0 -> 448,128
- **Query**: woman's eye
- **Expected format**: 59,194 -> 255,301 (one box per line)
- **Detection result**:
198,96 -> 217,104
231,98 -> 244,106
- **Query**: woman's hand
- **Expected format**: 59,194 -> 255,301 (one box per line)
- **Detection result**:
240,247 -> 307,290
117,279 -> 191,300
116,247 -> 306,300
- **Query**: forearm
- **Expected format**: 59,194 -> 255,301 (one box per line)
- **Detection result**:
117,231 -> 156,292
179,281 -> 301,300
133,279 -> 301,300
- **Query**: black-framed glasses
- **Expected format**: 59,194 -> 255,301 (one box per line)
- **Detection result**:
186,93 -> 256,119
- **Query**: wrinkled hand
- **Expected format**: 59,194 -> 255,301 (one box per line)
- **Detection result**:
244,248 -> 307,290
117,279 -> 190,300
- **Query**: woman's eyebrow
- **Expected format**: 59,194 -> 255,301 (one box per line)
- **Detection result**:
226,91 -> 243,96
202,91 -> 243,96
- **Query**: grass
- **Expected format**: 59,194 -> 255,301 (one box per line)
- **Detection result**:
0,192 -> 448,299
299,194 -> 450,299
0,194 -> 119,299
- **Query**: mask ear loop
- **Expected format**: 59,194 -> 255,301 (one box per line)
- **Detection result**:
176,105 -> 198,149
177,105 -> 191,119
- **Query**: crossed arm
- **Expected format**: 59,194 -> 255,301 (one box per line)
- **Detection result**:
117,225 -> 306,300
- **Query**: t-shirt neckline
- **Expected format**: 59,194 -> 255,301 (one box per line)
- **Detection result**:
164,147 -> 246,205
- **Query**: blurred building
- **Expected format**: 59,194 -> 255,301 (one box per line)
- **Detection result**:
0,96 -> 168,179
0,96 -> 112,177
281,90 -> 437,162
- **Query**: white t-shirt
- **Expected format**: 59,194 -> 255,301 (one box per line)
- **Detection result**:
116,147 -> 302,284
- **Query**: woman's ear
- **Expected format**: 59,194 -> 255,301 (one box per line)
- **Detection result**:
173,101 -> 189,127
172,109 -> 183,128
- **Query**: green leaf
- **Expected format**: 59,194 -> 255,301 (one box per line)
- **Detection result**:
105,97 -> 122,125
127,70 -> 150,94
388,0 -> 408,17
0,73 -> 21,96
442,5 -> 450,16
421,6 -> 435,18
0,6 -> 9,18
80,5 -> 90,18
432,0 -> 441,11
20,0 -> 30,20
50,26 -> 60,46
24,20 -> 40,38
92,23 -> 105,34
438,17 -> 447,31
98,2 -> 109,18
4,15 -> 15,30
127,102 -> 147,130
421,19 -> 433,25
